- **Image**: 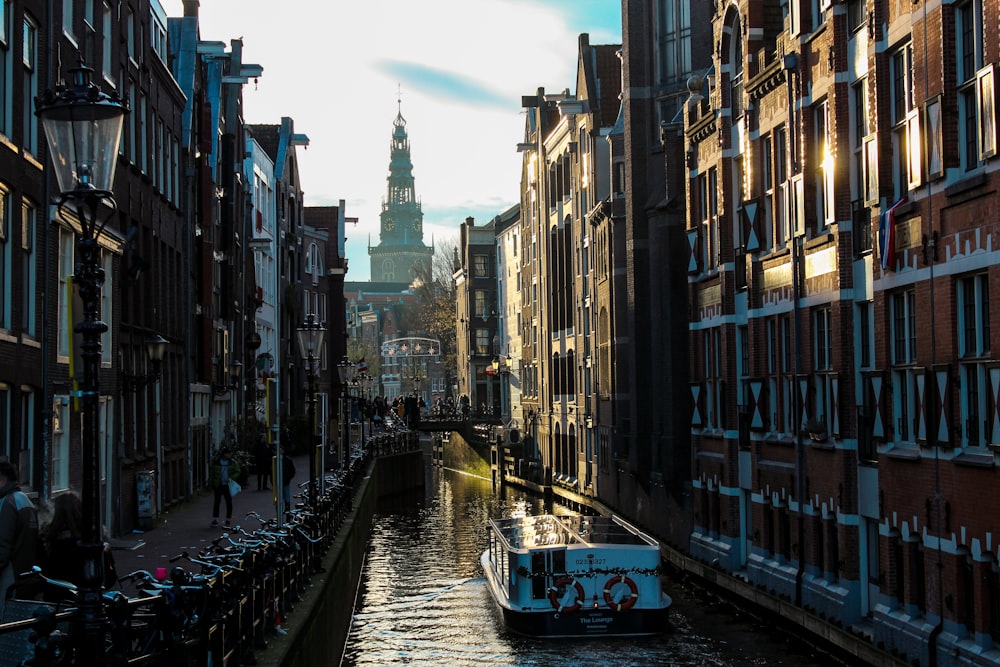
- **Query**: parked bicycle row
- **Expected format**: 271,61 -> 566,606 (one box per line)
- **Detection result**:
0,429 -> 422,667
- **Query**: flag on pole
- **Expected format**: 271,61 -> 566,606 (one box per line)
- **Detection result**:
357,357 -> 368,373
878,197 -> 907,272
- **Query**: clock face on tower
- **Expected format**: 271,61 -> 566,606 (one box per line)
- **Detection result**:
385,217 -> 395,231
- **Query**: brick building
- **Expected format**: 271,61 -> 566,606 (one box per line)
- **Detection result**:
684,1 -> 1000,663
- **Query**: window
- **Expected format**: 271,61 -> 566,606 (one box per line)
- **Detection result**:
814,307 -> 832,370
0,185 -> 7,328
890,43 -> 915,199
474,254 -> 489,278
102,251 -> 112,362
128,81 -> 136,164
858,301 -> 873,369
704,328 -> 723,429
0,1 -> 10,136
613,160 -> 625,197
698,168 -> 719,270
474,290 -> 487,318
891,289 -> 919,441
0,385 -> 7,460
738,325 -> 749,380
58,229 -> 73,358
151,11 -> 167,62
138,92 -> 147,174
102,2 -> 112,79
775,127 -> 788,245
761,134 -> 774,251
657,0 -> 692,83
814,100 -> 833,231
22,15 -> 37,154
767,317 -> 790,432
475,328 -> 490,355
958,274 -> 990,447
62,0 -> 74,41
21,199 -> 35,335
848,0 -> 866,33
126,6 -> 135,62
20,389 -> 33,478
52,396 -> 69,490
729,14 -> 743,120
957,1 -> 984,170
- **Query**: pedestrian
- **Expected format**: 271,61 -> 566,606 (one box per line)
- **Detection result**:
209,447 -> 242,527
37,491 -> 116,602
281,451 -> 296,511
255,435 -> 273,491
0,461 -> 38,616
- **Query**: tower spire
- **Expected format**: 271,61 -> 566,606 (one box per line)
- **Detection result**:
370,95 -> 433,282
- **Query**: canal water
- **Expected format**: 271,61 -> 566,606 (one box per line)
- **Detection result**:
342,465 -> 845,667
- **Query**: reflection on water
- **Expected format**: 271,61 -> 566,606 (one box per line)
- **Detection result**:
342,466 -> 842,667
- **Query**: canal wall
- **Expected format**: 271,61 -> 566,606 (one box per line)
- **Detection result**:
255,449 -> 424,667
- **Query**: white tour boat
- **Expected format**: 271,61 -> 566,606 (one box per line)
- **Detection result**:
481,514 -> 672,637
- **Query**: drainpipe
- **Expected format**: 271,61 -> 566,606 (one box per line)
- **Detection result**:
782,52 -> 807,608
918,0 -> 944,662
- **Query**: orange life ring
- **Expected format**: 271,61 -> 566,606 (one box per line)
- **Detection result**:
603,574 -> 638,611
548,576 -> 584,613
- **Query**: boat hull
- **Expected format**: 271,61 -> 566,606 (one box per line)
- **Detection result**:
493,596 -> 671,638
482,551 -> 670,638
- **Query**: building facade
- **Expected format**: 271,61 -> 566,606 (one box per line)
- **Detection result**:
681,0 -> 1000,664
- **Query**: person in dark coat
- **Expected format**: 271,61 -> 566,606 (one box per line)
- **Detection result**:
38,491 -> 116,602
281,452 -> 296,510
255,435 -> 273,491
0,461 -> 38,614
209,448 -> 241,527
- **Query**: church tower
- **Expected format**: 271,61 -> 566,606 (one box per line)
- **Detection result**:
369,100 -> 434,283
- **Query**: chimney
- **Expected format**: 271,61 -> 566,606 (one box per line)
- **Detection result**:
465,216 -> 475,227
183,0 -> 199,17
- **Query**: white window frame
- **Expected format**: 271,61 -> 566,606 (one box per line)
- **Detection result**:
22,14 -> 37,154
21,199 -> 35,335
52,396 -> 70,490
58,228 -> 73,359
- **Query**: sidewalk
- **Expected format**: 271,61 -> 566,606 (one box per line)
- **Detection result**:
111,453 -> 310,580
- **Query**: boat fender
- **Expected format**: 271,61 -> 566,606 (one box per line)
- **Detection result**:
548,577 -> 584,613
603,575 -> 639,612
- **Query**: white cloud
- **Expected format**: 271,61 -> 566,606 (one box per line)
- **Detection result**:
160,0 -> 619,279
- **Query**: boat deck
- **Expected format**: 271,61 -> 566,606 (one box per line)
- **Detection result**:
489,514 -> 656,551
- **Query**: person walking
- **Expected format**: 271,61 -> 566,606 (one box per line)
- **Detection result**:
0,461 -> 38,616
281,451 -> 296,512
209,447 -> 242,527
255,435 -> 273,491
38,491 -> 117,602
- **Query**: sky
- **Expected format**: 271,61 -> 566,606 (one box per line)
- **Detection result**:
160,0 -> 622,281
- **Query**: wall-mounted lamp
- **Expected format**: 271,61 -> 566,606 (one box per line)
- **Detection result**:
121,334 -> 169,392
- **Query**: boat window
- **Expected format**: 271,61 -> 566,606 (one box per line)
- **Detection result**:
552,549 -> 567,575
531,552 -> 547,599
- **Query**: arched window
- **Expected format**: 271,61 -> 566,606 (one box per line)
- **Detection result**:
381,259 -> 395,281
728,12 -> 744,119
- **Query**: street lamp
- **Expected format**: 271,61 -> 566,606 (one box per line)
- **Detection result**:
36,62 -> 127,656
337,356 -> 355,468
296,313 -> 325,505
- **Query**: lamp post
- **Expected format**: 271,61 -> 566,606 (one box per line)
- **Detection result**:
36,62 -> 127,657
296,313 -> 325,506
337,357 -> 355,469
